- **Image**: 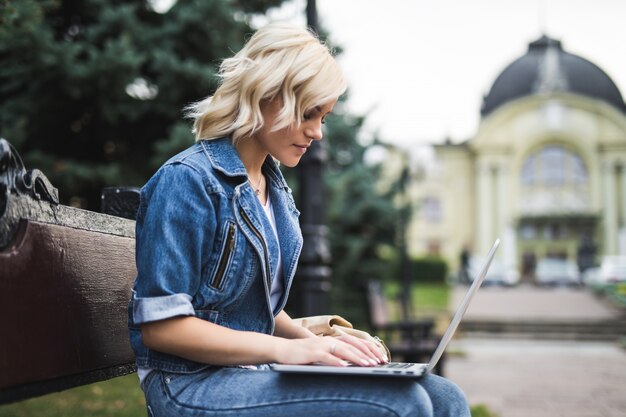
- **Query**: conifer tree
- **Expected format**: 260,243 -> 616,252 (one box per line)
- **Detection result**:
0,0 -> 283,208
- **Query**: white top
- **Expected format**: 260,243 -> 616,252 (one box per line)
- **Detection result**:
262,193 -> 284,311
138,192 -> 284,385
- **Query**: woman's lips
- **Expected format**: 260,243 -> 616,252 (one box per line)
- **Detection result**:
294,144 -> 309,154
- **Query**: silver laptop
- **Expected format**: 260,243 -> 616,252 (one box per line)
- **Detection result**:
271,238 -> 500,378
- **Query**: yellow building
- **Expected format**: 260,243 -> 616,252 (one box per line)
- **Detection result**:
409,35 -> 626,279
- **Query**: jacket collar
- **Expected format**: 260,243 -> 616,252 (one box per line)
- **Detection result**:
199,137 -> 290,190
199,137 -> 247,178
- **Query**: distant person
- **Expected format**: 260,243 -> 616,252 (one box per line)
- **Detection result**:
128,23 -> 470,416
459,245 -> 471,283
577,233 -> 597,272
522,251 -> 536,282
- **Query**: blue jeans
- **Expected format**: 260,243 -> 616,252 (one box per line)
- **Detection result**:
142,367 -> 470,417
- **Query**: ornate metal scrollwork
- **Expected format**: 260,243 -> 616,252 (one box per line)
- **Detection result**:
0,138 -> 59,205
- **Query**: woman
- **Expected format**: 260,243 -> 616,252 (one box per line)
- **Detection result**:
129,22 -> 470,417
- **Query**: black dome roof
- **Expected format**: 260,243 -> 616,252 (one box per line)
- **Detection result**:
481,35 -> 626,116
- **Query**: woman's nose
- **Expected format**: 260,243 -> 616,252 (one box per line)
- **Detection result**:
306,122 -> 323,141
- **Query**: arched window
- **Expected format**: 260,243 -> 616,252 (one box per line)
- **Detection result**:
521,145 -> 588,187
421,197 -> 442,223
520,145 -> 590,214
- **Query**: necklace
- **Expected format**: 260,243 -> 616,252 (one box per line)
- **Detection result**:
250,174 -> 263,196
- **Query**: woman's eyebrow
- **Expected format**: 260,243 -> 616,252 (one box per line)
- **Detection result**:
319,106 -> 335,116
308,106 -> 333,117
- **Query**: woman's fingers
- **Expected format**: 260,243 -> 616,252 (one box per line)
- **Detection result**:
335,334 -> 388,364
326,338 -> 378,367
361,337 -> 388,362
278,336 -> 388,367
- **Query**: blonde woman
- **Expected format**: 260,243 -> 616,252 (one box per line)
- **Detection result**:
128,23 -> 470,417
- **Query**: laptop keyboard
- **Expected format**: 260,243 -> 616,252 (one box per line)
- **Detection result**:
379,362 -> 415,369
345,361 -> 420,369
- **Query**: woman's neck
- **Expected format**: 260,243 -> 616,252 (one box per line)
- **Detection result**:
235,137 -> 268,179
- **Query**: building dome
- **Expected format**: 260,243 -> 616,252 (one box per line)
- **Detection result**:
481,35 -> 626,116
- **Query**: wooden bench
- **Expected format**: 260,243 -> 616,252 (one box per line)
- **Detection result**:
366,281 -> 445,375
0,139 -> 138,404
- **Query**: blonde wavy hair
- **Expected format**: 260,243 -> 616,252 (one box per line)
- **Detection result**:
186,22 -> 347,143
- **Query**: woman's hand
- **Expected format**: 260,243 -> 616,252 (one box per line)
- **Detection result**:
275,334 -> 389,367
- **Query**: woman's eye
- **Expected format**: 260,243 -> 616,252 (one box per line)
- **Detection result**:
303,108 -> 327,123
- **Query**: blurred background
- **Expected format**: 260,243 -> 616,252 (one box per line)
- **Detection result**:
1,0 -> 625,416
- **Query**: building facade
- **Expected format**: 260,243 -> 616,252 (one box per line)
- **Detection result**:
409,35 -> 626,278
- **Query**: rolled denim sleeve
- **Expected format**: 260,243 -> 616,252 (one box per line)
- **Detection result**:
132,291 -> 195,324
132,162 -> 216,325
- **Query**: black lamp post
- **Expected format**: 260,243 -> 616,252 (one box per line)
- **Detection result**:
306,0 -> 318,30
290,0 -> 332,317
398,165 -> 413,321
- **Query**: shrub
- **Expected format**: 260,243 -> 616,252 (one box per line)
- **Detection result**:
412,257 -> 448,284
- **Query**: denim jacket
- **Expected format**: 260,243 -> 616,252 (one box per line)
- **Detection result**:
128,137 -> 303,373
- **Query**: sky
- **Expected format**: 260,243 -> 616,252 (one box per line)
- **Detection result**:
257,0 -> 626,148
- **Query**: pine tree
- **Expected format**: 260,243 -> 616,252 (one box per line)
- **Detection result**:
324,111 -> 403,326
0,0 -> 283,208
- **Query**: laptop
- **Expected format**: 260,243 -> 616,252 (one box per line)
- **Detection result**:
270,238 -> 500,378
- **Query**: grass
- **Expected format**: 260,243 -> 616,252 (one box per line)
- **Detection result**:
411,283 -> 450,313
0,374 -> 146,417
384,281 -> 451,318
470,403 -> 501,417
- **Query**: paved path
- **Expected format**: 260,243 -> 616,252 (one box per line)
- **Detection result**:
451,285 -> 619,322
444,285 -> 626,417
447,339 -> 626,417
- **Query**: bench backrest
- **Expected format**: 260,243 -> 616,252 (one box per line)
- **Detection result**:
0,139 -> 137,404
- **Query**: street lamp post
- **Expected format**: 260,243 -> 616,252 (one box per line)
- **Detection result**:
306,0 -> 318,30
398,166 -> 413,321
290,0 -> 332,317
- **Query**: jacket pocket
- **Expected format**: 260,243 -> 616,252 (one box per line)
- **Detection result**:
210,222 -> 236,290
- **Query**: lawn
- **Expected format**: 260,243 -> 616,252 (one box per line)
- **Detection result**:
0,374 -> 146,417
383,281 -> 451,319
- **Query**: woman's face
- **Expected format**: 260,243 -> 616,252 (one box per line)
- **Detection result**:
255,97 -> 337,167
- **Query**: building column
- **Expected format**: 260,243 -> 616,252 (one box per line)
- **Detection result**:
496,164 -> 506,240
602,161 -> 617,255
476,160 -> 493,254
497,162 -> 517,266
620,164 -> 626,255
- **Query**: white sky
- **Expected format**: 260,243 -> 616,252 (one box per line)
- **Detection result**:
260,0 -> 626,148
